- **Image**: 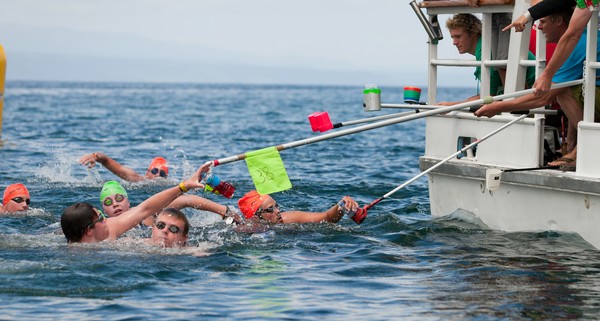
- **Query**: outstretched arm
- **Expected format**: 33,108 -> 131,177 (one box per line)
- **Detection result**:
281,196 -> 358,224
502,0 -> 569,32
169,195 -> 228,217
107,165 -> 206,239
474,87 -> 565,118
79,152 -> 145,182
437,95 -> 480,107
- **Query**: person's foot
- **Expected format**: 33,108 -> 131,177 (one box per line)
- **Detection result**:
549,147 -> 577,167
549,150 -> 577,171
548,156 -> 575,167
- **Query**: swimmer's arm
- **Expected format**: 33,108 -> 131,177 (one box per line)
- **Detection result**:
93,152 -> 145,182
168,195 -> 228,218
107,168 -> 205,239
281,196 -> 358,224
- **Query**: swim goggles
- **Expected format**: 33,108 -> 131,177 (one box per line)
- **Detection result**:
150,168 -> 168,177
103,194 -> 126,206
87,210 -> 108,229
11,197 -> 31,205
155,221 -> 181,234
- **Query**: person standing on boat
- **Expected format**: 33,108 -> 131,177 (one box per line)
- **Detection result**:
503,0 -> 576,33
475,7 -> 600,168
437,14 -> 536,106
236,190 -> 360,226
79,152 -> 170,182
60,164 -> 206,244
474,8 -> 579,120
0,183 -> 31,214
491,13 -> 513,88
503,0 -> 595,96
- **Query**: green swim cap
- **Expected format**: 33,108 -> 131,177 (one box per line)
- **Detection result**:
99,181 -> 128,204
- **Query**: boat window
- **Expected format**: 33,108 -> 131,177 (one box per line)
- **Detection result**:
457,136 -> 478,159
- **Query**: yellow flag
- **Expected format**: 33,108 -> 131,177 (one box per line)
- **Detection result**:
245,147 -> 292,194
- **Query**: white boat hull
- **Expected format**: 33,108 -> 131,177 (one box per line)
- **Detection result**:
421,157 -> 600,249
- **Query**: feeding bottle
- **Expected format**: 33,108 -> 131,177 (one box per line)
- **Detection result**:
363,84 -> 381,112
338,200 -> 367,224
204,173 -> 235,198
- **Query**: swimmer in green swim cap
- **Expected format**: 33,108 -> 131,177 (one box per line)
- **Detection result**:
100,181 -> 130,217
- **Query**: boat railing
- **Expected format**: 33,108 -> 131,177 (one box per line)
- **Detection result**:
575,12 -> 599,176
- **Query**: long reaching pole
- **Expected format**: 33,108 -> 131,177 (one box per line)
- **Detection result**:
211,80 -> 582,166
349,114 -> 529,224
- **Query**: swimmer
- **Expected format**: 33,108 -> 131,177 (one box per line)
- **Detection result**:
99,180 -> 242,226
147,208 -> 190,247
79,152 -> 169,182
237,190 -> 360,225
60,164 -> 207,244
0,183 -> 31,214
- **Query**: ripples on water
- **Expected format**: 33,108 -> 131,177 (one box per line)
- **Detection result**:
2,81 -> 600,320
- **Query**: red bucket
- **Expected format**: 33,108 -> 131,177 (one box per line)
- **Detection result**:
308,112 -> 333,132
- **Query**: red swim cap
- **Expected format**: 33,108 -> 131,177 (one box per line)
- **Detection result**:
237,190 -> 268,219
148,157 -> 169,175
3,183 -> 30,206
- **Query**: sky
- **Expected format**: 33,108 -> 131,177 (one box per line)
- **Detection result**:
0,0 -> 474,87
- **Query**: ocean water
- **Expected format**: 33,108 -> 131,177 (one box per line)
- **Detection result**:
1,81 -> 600,320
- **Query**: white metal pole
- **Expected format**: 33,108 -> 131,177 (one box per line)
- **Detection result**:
211,80 -> 581,166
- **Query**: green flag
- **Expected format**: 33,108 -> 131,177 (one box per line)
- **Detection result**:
245,147 -> 292,194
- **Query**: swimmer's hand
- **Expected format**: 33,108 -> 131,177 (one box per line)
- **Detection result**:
79,152 -> 100,168
198,161 -> 214,182
338,196 -> 359,214
184,165 -> 206,191
224,206 -> 245,225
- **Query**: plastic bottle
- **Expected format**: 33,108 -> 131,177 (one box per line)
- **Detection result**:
204,173 -> 235,198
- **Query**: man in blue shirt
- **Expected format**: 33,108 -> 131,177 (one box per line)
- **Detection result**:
475,7 -> 598,168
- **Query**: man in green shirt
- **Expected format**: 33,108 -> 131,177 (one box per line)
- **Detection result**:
438,13 -> 535,105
